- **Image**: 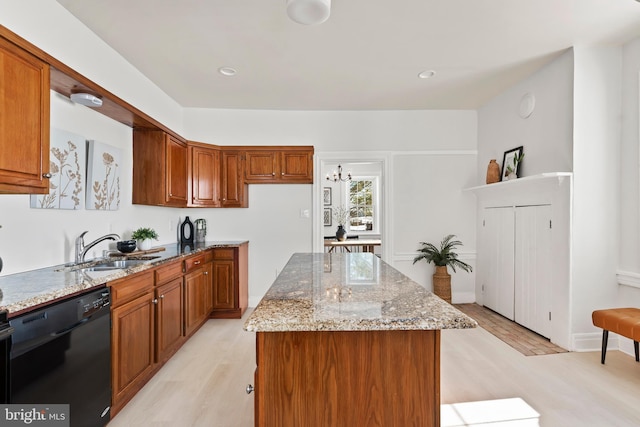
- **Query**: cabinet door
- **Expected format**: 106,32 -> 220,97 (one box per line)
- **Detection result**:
481,207 -> 515,320
0,38 -> 50,193
166,136 -> 188,206
156,277 -> 184,363
245,151 -> 278,182
111,292 -> 155,406
190,145 -> 220,207
515,205 -> 552,338
212,259 -> 235,310
204,262 -> 214,314
220,150 -> 247,207
184,267 -> 208,336
280,151 -> 313,183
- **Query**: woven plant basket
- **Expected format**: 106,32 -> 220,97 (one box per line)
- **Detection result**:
432,266 -> 452,304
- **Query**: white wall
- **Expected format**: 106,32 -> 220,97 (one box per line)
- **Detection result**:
477,49 -> 574,181
617,38 -> 640,356
571,47 -> 622,349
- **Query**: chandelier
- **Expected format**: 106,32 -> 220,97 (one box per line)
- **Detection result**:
326,165 -> 352,182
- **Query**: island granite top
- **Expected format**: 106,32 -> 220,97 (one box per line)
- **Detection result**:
0,241 -> 248,317
244,252 -> 477,332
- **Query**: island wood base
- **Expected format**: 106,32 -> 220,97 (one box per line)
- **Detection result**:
254,329 -> 440,427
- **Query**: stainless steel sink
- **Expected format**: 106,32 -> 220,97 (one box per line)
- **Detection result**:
84,259 -> 148,271
58,255 -> 161,272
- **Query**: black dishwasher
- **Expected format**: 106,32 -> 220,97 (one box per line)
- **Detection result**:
9,287 -> 111,427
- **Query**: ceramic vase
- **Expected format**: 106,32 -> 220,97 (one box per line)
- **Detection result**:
336,225 -> 347,241
486,159 -> 500,184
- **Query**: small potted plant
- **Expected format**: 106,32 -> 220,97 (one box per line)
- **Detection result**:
413,234 -> 472,304
332,206 -> 350,241
131,227 -> 159,251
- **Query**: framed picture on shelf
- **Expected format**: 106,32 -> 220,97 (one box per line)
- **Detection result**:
323,187 -> 332,205
500,146 -> 524,180
323,208 -> 332,226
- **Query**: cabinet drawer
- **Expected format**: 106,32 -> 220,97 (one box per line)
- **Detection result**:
109,271 -> 154,307
213,248 -> 235,260
204,249 -> 213,263
184,253 -> 206,273
155,260 -> 183,284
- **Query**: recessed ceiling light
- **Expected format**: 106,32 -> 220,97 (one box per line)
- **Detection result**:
418,70 -> 436,79
218,67 -> 237,76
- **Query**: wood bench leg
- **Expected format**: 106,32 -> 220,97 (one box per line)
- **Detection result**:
601,330 -> 609,364
635,341 -> 639,362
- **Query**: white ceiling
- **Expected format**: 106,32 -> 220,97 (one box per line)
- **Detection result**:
57,0 -> 640,111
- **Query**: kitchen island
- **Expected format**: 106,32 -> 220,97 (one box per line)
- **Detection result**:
244,252 -> 477,427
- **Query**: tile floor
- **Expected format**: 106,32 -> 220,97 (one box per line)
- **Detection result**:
455,303 -> 567,356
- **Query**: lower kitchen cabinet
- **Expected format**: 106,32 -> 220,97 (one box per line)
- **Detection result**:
155,276 -> 184,363
184,252 -> 213,336
110,271 -> 156,416
211,242 -> 248,319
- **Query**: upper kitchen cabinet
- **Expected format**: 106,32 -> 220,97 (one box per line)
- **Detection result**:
244,147 -> 314,184
188,141 -> 220,208
133,129 -> 188,207
220,149 -> 248,208
0,37 -> 50,194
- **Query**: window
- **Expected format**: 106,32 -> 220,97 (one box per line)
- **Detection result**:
348,178 -> 377,232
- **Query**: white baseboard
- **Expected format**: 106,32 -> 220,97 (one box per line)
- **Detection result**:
452,291 -> 476,304
572,332 -> 615,352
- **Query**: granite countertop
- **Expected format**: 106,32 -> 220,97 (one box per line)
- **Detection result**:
244,252 -> 477,332
0,240 -> 248,317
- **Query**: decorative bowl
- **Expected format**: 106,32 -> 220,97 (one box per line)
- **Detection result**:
117,240 -> 137,253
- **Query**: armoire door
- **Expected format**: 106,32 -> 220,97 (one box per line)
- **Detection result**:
514,205 -> 552,338
481,207 -> 515,320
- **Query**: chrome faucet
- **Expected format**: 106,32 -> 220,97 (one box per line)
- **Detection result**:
75,231 -> 120,264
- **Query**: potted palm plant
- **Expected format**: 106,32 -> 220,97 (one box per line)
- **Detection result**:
131,227 -> 159,251
413,234 -> 472,304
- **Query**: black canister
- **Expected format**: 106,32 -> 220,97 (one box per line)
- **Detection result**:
180,216 -> 194,246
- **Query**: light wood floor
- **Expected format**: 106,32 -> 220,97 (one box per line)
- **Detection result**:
108,311 -> 640,427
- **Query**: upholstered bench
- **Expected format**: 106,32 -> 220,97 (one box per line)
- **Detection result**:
592,308 -> 640,364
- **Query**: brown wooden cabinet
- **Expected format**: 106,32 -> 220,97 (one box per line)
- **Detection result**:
220,149 -> 248,208
244,147 -> 313,184
254,330 -> 440,426
155,276 -> 184,364
211,242 -> 249,319
183,252 -> 213,336
0,36 -> 50,194
188,142 -> 220,207
109,271 -> 155,415
133,129 -> 188,207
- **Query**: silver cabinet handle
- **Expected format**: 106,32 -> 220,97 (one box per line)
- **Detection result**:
160,295 -> 165,299
281,172 -> 284,176
194,260 -> 201,265
246,384 -> 254,394
152,298 -> 158,304
204,271 -> 208,275
42,173 -> 52,178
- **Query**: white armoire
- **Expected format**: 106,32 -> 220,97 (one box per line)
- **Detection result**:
467,173 -> 571,346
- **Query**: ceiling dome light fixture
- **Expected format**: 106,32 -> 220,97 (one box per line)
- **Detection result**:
287,0 -> 331,25
70,92 -> 103,107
